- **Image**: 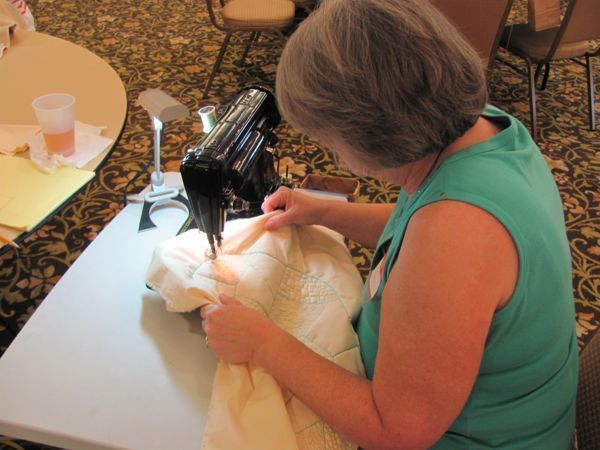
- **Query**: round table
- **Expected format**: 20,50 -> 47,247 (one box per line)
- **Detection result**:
0,30 -> 127,245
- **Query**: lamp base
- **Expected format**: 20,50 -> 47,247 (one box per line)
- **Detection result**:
138,193 -> 190,232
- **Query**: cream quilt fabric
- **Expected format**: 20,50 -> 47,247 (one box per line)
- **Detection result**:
145,212 -> 365,450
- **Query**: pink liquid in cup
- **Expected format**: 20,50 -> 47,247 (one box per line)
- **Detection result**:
43,128 -> 75,156
32,93 -> 76,156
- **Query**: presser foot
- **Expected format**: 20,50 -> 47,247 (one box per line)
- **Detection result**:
207,245 -> 217,261
206,233 -> 221,260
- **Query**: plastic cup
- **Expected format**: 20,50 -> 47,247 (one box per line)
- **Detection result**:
32,93 -> 76,156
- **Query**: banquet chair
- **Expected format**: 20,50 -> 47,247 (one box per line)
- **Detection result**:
202,0 -> 295,99
498,0 -> 600,141
429,0 -> 514,74
576,330 -> 600,449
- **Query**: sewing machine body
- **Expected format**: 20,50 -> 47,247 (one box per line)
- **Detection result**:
180,87 -> 283,253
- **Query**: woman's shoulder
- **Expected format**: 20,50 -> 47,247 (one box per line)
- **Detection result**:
398,199 -> 519,309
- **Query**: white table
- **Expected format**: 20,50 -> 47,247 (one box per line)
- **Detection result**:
0,180 -> 218,450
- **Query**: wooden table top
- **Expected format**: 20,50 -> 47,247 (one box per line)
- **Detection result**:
0,30 -> 127,244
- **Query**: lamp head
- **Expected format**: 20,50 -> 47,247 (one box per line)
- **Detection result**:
138,89 -> 189,123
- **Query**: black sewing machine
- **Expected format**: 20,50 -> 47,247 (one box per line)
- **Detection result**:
180,87 -> 286,259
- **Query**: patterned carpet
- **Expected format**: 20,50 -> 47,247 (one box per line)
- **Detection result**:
0,0 -> 598,448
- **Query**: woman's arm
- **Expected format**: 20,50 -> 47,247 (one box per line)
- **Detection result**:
262,187 -> 395,248
317,200 -> 395,248
202,200 -> 518,449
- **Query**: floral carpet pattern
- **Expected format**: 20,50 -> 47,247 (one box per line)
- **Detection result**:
0,0 -> 598,448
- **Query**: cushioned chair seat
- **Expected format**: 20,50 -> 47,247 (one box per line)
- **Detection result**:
222,0 -> 295,29
430,0 -> 514,74
501,24 -> 595,60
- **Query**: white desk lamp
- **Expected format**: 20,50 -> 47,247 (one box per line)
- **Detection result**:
137,89 -> 190,231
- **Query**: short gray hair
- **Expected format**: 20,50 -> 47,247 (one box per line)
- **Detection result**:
276,0 -> 488,167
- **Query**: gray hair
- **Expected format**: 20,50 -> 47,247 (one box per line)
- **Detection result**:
276,0 -> 488,168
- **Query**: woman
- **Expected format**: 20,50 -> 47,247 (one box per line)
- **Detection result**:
200,0 -> 578,448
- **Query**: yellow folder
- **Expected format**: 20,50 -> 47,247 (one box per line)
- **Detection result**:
0,155 -> 94,231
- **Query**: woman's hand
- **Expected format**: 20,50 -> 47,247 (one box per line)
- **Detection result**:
200,294 -> 277,365
264,186 -> 396,248
261,187 -> 326,230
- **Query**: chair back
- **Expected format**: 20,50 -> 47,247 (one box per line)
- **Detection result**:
576,331 -> 600,448
429,0 -> 514,70
557,0 -> 600,44
540,0 -> 600,62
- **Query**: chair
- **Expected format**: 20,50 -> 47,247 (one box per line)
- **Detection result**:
576,330 -> 600,449
498,0 -> 600,141
202,0 -> 295,99
429,0 -> 514,74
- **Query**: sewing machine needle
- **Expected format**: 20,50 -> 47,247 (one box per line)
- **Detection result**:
207,234 -> 217,260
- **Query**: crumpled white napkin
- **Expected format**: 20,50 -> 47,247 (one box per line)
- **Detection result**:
27,121 -> 113,173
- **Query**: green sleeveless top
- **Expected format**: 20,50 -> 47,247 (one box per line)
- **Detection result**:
355,105 -> 578,449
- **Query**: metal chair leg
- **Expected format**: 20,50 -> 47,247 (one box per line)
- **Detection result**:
237,32 -> 260,67
534,63 -> 543,84
534,62 -> 550,90
274,29 -> 288,46
203,31 -> 232,99
525,58 -> 538,141
540,63 -> 550,90
585,54 -> 596,131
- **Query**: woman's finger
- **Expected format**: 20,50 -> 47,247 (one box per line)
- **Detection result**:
261,187 -> 291,213
264,211 -> 289,230
199,303 -> 217,319
219,293 -> 241,306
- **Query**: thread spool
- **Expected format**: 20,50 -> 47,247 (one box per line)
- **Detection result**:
198,105 -> 217,133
